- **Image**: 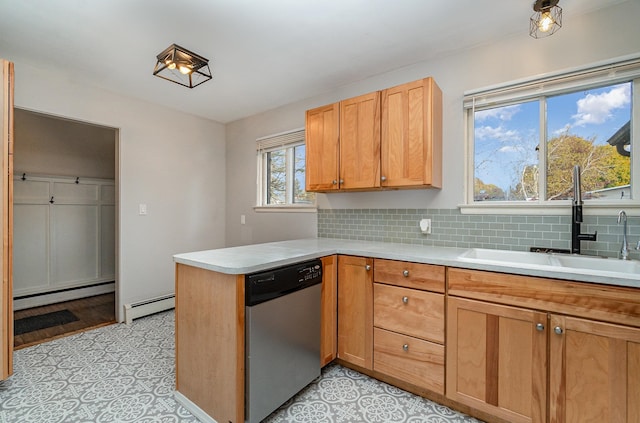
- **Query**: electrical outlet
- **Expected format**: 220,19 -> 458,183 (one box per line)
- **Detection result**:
420,218 -> 431,234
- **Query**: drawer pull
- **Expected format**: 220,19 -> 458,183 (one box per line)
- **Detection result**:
536,323 -> 545,332
402,296 -> 409,304
403,270 -> 409,277
402,344 -> 409,352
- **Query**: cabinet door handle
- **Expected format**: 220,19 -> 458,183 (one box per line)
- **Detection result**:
536,323 -> 545,331
402,296 -> 409,304
402,344 -> 409,352
332,180 -> 337,185
365,264 -> 371,271
381,176 -> 387,182
339,179 -> 344,184
402,270 -> 409,277
554,326 -> 563,335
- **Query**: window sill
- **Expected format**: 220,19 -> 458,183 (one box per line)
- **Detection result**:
253,205 -> 317,213
459,201 -> 640,216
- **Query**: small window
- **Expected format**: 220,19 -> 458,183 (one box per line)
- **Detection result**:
464,56 -> 640,212
256,130 -> 315,209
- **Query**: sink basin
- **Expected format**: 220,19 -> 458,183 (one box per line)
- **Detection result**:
457,248 -> 640,276
549,255 -> 640,274
457,248 -> 554,266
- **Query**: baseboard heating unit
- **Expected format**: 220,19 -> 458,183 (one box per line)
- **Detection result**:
124,294 -> 175,324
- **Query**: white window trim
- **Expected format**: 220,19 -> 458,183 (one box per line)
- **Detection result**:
461,53 -> 640,216
255,128 -> 317,212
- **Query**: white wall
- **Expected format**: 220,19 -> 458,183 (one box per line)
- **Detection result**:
225,1 -> 640,246
14,108 -> 116,179
13,63 -> 227,321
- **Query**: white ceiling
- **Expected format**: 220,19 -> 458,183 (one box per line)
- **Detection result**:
0,0 -> 627,123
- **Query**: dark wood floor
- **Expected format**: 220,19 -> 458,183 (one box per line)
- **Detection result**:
14,293 -> 116,349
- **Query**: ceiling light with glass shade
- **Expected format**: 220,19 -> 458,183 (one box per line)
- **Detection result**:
153,44 -> 212,88
530,0 -> 562,39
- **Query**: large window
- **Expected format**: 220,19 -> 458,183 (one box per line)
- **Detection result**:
256,129 -> 315,208
464,56 -> 640,211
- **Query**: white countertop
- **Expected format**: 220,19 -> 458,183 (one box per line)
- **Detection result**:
173,238 -> 640,289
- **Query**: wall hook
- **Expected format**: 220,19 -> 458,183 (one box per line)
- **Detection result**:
21,173 -> 26,181
75,177 -> 80,184
49,196 -> 55,204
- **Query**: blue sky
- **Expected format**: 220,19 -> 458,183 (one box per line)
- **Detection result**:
474,82 -> 632,192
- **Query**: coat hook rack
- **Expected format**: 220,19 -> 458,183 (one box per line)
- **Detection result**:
21,173 -> 26,181
75,177 -> 80,184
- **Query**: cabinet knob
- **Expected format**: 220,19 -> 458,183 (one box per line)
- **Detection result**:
332,180 -> 337,185
381,176 -> 387,182
402,344 -> 409,352
536,323 -> 545,332
402,296 -> 409,304
339,179 -> 344,184
402,270 -> 409,277
365,264 -> 371,271
554,326 -> 563,335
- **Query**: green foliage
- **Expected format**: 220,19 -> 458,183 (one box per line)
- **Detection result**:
474,178 -> 506,201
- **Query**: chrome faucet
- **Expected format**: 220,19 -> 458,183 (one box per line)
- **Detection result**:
618,210 -> 629,260
571,165 -> 597,254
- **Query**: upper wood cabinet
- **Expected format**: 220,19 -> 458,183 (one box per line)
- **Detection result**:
305,102 -> 340,191
305,77 -> 442,192
381,78 -> 442,188
339,92 -> 381,190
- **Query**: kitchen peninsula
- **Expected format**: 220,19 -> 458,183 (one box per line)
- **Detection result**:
173,238 -> 640,423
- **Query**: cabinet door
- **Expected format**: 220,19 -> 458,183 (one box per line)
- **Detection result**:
381,77 -> 442,188
549,315 -> 640,423
447,297 -> 547,423
337,255 -> 373,369
339,92 -> 380,190
305,103 -> 340,191
320,255 -> 337,367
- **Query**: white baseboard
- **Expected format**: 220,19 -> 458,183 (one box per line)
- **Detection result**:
123,294 -> 175,324
13,283 -> 115,311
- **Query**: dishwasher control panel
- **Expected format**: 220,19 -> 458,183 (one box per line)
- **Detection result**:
245,259 -> 323,306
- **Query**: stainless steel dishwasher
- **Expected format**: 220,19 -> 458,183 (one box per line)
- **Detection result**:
245,259 -> 322,423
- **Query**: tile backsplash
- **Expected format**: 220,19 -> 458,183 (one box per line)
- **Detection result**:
318,208 -> 640,259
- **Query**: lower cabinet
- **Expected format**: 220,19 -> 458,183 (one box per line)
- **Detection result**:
447,297 -> 547,423
448,267 -> 640,423
320,255 -> 338,367
337,255 -> 373,369
373,259 -> 446,394
549,315 -> 640,423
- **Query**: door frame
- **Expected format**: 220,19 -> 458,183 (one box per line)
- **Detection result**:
1,58 -> 14,380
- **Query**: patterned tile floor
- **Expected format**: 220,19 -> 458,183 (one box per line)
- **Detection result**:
0,311 -> 481,423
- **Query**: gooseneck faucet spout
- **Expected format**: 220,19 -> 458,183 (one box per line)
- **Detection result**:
618,210 -> 629,260
571,165 -> 597,254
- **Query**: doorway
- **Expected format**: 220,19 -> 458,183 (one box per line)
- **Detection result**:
12,109 -> 118,347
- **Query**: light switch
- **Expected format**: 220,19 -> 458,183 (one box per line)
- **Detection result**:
139,203 -> 148,215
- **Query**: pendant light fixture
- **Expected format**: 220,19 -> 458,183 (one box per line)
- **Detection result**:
530,0 -> 562,39
153,44 -> 212,88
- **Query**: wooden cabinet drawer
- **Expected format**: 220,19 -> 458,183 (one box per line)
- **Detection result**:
374,259 -> 444,292
374,283 -> 444,344
374,327 -> 444,394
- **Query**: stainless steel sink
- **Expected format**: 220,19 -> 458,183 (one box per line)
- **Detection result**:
457,248 -> 640,276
